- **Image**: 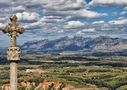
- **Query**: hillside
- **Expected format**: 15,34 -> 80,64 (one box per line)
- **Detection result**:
21,36 -> 127,53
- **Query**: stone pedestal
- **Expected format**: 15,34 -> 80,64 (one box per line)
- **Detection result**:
7,47 -> 20,61
7,47 -> 20,90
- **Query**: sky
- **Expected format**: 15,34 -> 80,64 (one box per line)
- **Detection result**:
0,0 -> 127,47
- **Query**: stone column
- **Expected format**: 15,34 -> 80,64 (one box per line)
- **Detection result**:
7,47 -> 20,90
2,15 -> 24,90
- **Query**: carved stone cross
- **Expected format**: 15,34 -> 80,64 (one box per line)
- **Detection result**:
2,15 -> 24,47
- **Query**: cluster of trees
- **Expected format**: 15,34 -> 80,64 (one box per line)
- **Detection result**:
84,75 -> 127,90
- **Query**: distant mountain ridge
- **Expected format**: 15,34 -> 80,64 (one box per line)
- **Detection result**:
21,36 -> 127,53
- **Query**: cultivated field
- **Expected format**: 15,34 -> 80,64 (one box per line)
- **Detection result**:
1,54 -> 127,90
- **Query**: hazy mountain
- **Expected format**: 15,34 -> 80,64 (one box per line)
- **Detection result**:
20,36 -> 127,53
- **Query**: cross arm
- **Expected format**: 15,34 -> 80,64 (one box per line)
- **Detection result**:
2,24 -> 11,33
17,25 -> 24,34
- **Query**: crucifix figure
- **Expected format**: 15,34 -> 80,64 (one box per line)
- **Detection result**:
2,15 -> 25,90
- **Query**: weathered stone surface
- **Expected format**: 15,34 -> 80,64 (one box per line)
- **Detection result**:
2,15 -> 24,47
2,15 -> 25,90
7,47 -> 20,61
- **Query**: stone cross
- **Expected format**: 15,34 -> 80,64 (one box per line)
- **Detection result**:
3,15 -> 24,47
2,15 -> 24,90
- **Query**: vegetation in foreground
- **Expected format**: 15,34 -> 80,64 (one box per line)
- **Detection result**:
1,54 -> 127,90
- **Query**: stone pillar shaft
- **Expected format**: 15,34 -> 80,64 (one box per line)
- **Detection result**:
10,62 -> 17,90
7,47 -> 20,90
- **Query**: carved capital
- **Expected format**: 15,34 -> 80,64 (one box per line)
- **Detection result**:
7,47 -> 21,61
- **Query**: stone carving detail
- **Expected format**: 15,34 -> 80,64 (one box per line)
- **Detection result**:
2,15 -> 24,47
7,47 -> 21,61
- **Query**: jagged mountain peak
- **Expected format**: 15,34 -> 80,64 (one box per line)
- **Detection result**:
21,36 -> 127,53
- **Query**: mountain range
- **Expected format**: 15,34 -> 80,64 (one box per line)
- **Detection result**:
21,36 -> 127,54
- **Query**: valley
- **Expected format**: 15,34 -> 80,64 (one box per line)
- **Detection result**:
0,54 -> 127,90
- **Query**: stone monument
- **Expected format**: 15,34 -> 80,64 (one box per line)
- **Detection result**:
2,15 -> 24,90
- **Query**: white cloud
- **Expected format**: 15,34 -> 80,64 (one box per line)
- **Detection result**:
24,21 -> 42,29
109,19 -> 127,25
40,16 -> 64,23
12,6 -> 26,12
89,0 -> 127,6
0,23 -> 5,29
100,27 -> 111,31
82,28 -> 96,32
100,25 -> 111,31
64,21 -> 85,29
16,12 -> 40,21
120,11 -> 127,15
76,28 -> 95,35
78,9 -> 107,18
124,7 -> 127,10
118,17 -> 125,19
92,20 -> 105,24
42,0 -> 86,10
45,9 -> 107,20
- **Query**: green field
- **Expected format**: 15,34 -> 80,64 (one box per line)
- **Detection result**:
1,54 -> 127,90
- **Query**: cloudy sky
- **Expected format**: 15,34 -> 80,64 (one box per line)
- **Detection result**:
0,0 -> 127,47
